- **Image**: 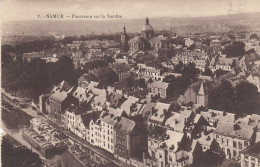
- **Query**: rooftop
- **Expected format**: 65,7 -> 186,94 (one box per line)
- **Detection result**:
115,117 -> 136,134
241,142 -> 260,158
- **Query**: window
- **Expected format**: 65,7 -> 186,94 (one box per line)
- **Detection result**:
252,157 -> 255,162
221,138 -> 225,145
227,139 -> 229,146
239,142 -> 242,149
216,135 -> 219,139
244,141 -> 249,147
159,154 -> 162,158
152,151 -> 155,158
245,161 -> 249,167
233,150 -> 236,157
251,162 -> 255,167
233,141 -> 237,148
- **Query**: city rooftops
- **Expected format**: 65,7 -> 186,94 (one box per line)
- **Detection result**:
214,121 -> 255,140
241,142 -> 260,158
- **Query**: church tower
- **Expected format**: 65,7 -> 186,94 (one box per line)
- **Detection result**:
120,25 -> 129,52
141,17 -> 154,41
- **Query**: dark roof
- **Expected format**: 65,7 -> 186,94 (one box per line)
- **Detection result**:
81,111 -> 101,128
241,142 -> 260,158
245,52 -> 260,62
115,117 -> 136,134
148,126 -> 167,141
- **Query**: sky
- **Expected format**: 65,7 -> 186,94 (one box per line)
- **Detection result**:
2,0 -> 260,22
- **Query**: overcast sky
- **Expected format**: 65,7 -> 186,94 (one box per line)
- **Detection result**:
2,0 -> 260,22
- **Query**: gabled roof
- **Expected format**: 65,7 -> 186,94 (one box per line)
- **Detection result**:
150,102 -> 170,123
101,108 -> 124,126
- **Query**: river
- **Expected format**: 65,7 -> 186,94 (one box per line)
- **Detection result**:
1,107 -> 85,167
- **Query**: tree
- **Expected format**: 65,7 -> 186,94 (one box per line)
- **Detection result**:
173,61 -> 184,73
223,41 -> 245,58
163,75 -> 176,84
1,135 -> 43,167
235,81 -> 260,115
54,55 -> 75,85
202,68 -> 213,77
208,80 -> 235,113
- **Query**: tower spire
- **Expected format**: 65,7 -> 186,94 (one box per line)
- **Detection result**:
146,17 -> 149,25
123,24 -> 126,33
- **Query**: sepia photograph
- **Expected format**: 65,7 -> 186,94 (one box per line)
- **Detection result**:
1,0 -> 260,167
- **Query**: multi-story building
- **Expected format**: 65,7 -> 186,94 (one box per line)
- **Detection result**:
49,89 -> 73,125
137,63 -> 163,81
147,81 -> 169,98
214,122 -> 256,160
215,58 -> 233,71
114,117 -> 143,164
146,126 -> 202,167
241,142 -> 260,167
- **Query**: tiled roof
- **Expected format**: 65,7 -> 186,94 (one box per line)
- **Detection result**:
115,117 -> 136,134
214,122 -> 255,140
197,133 -> 214,147
50,90 -> 68,102
120,96 -> 140,115
150,102 -> 170,123
101,108 -> 124,126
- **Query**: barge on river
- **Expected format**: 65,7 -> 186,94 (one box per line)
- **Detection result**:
22,118 -> 67,158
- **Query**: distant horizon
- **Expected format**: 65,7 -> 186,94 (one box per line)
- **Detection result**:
2,0 -> 260,22
2,11 -> 260,24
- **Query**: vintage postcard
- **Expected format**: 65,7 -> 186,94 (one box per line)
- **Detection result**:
1,0 -> 260,167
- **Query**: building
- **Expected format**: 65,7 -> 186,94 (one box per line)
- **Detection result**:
214,122 -> 256,160
210,39 -> 221,50
215,58 -> 233,71
129,36 -> 148,52
146,126 -> 202,167
98,108 -> 126,154
137,63 -> 163,81
147,81 -> 170,98
39,93 -> 51,114
183,82 -> 210,107
185,38 -> 194,47
120,25 -> 129,52
49,89 -> 76,125
241,142 -> 260,167
142,17 -> 154,41
114,117 -> 143,163
149,102 -> 171,126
